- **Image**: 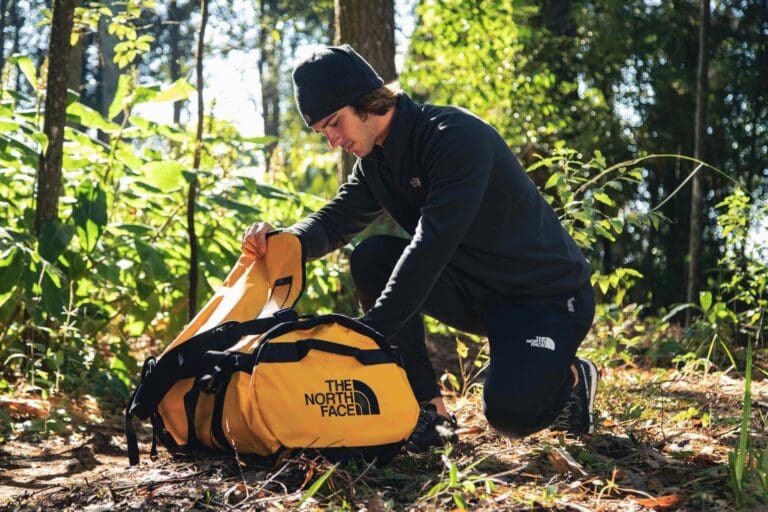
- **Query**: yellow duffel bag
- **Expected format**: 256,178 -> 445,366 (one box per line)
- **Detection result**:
125,232 -> 419,465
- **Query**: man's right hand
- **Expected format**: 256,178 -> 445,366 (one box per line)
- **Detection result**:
241,222 -> 274,259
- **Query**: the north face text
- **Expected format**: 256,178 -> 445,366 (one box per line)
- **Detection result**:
304,379 -> 380,417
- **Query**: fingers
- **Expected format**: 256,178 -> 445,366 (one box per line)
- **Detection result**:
241,222 -> 274,259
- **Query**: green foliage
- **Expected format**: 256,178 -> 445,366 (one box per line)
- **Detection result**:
424,448 -> 495,510
728,339 -> 768,507
0,62 -> 331,404
682,189 -> 766,365
528,148 -> 663,253
298,463 -> 338,507
403,0 -> 565,156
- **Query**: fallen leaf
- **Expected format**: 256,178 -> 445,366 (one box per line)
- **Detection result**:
456,425 -> 484,435
0,397 -> 49,418
367,493 -> 384,512
548,447 -> 588,477
223,483 -> 248,505
630,494 -> 684,509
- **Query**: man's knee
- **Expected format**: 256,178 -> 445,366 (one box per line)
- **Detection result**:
483,387 -> 542,438
482,372 -> 567,438
484,405 -> 540,438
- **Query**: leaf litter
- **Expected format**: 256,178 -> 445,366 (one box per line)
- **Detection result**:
0,365 -> 765,511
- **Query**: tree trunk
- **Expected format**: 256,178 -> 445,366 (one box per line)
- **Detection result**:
169,0 -> 182,124
67,0 -> 84,97
258,0 -> 282,173
333,0 -> 396,184
0,0 -> 8,81
10,0 -> 20,90
187,0 -> 208,321
97,0 -> 119,142
34,0 -> 76,235
685,0 -> 710,322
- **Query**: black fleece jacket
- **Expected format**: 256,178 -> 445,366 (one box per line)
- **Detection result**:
288,94 -> 591,338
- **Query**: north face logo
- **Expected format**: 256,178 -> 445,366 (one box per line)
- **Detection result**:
304,379 -> 380,417
526,336 -> 556,351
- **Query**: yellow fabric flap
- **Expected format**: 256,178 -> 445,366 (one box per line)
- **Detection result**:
160,231 -> 304,356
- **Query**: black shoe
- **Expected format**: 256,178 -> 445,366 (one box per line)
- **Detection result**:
551,357 -> 599,434
405,403 -> 458,453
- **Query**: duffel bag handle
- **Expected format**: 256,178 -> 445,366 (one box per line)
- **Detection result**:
257,338 -> 393,366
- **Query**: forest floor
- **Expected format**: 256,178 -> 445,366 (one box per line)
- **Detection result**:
0,342 -> 766,511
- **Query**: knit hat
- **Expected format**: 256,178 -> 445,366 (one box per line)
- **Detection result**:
292,44 -> 384,127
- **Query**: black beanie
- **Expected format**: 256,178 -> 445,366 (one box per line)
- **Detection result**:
292,44 -> 384,127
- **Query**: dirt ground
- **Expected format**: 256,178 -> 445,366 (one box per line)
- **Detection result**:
0,351 -> 766,511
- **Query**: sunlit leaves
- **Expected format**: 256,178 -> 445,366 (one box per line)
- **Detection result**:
152,78 -> 197,104
138,161 -> 187,193
9,55 -> 38,90
108,74 -> 132,121
66,102 -> 120,133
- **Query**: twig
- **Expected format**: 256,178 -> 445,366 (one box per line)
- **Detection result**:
322,457 -> 378,502
231,459 -> 292,510
111,469 -> 211,493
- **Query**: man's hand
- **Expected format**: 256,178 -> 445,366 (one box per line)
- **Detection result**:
241,222 -> 274,259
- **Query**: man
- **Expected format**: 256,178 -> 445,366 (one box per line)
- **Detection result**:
242,45 -> 597,452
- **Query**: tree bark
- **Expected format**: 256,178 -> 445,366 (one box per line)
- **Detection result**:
34,0 -> 76,235
187,0 -> 208,321
685,0 -> 710,321
67,0 -> 84,97
10,0 -> 20,90
333,0 -> 396,184
169,0 -> 182,124
258,0 -> 282,173
0,0 -> 8,82
97,0 -> 120,126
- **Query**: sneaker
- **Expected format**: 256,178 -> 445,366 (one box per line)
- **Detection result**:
550,357 -> 599,434
405,403 -> 458,453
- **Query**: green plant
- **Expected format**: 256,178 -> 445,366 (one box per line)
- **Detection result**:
423,447 -> 496,510
728,337 -> 768,507
681,189 -> 767,368
439,331 -> 488,399
0,46 -> 341,408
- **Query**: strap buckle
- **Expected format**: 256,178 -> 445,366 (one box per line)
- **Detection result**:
274,308 -> 298,323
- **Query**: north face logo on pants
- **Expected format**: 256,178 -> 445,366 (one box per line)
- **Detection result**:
304,379 -> 380,417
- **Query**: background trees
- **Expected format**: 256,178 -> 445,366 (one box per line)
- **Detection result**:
0,0 -> 764,403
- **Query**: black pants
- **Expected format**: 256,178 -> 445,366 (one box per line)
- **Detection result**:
350,235 -> 595,437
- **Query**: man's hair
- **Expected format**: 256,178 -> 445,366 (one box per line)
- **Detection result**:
351,82 -> 402,120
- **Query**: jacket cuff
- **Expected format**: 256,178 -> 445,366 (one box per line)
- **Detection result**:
285,218 -> 331,260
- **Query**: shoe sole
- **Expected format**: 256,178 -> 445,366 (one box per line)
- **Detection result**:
579,358 -> 599,434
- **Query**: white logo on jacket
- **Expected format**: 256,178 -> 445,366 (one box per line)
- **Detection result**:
526,336 -> 556,351
409,177 -> 422,188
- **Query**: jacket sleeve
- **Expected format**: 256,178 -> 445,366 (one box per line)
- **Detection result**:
286,161 -> 383,260
362,120 -> 494,338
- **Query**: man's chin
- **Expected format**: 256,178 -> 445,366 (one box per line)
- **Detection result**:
352,147 -> 373,158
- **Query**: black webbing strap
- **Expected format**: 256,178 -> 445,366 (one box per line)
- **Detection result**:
125,357 -> 156,466
210,371 -> 237,452
257,339 -> 393,366
150,412 -> 161,459
183,383 -> 203,452
182,350 -> 257,452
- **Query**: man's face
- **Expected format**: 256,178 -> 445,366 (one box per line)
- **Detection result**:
312,106 -> 378,158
